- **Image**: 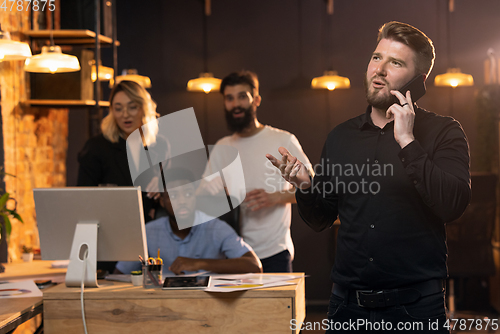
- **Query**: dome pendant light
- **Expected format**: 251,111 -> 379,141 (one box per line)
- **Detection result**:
187,0 -> 220,94
434,0 -> 473,88
0,25 -> 32,61
24,26 -> 80,74
311,70 -> 350,90
311,5 -> 350,91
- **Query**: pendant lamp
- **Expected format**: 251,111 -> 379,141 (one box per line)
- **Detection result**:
434,68 -> 473,87
434,0 -> 473,88
24,45 -> 80,73
187,72 -> 221,93
91,60 -> 114,84
311,3 -> 350,91
187,0 -> 220,94
311,70 -> 350,90
115,69 -> 151,88
0,25 -> 31,61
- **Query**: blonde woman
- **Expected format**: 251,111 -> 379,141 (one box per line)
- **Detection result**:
77,80 -> 169,222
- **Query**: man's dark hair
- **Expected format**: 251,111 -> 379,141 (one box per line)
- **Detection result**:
220,70 -> 259,96
377,21 -> 435,77
160,167 -> 196,189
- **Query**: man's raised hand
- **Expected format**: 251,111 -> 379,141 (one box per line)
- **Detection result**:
266,147 -> 311,190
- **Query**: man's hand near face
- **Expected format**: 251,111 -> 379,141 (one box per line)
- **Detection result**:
387,90 -> 416,148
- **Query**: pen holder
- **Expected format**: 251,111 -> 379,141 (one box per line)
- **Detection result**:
143,264 -> 163,289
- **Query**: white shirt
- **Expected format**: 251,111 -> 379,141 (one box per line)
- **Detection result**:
203,125 -> 312,259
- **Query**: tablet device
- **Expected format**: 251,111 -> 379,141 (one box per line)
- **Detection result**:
162,276 -> 211,290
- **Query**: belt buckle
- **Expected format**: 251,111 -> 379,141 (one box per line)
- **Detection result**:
356,290 -> 383,308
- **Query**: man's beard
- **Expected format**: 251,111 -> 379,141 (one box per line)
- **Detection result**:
364,74 -> 395,110
225,105 -> 254,133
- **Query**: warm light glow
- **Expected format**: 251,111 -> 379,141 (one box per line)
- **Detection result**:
0,31 -> 31,61
24,45 -> 80,73
434,68 -> 474,87
115,69 -> 151,88
311,71 -> 350,90
187,73 -> 221,94
91,63 -> 114,82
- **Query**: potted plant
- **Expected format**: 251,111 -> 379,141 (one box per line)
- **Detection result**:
21,245 -> 33,262
0,167 -> 23,263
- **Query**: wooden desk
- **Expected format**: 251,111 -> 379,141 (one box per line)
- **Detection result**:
0,261 -> 67,334
0,297 -> 42,334
0,260 -> 67,282
43,275 -> 305,334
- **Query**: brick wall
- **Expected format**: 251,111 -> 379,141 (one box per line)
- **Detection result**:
1,11 -> 69,261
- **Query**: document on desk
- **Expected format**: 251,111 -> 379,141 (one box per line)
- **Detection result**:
0,280 -> 43,298
205,273 -> 304,293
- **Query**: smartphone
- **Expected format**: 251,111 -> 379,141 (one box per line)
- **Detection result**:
162,276 -> 211,290
392,74 -> 426,105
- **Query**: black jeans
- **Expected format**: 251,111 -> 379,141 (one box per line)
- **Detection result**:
260,250 -> 292,273
326,290 -> 449,333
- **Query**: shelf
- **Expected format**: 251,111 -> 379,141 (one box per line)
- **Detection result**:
25,30 -> 119,46
25,100 -> 110,107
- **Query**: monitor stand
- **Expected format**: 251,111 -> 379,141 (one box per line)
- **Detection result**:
65,222 -> 99,287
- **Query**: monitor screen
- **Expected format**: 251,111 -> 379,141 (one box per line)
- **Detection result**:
34,187 -> 148,287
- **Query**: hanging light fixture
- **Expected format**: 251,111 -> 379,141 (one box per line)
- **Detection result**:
187,0 -> 221,94
24,24 -> 80,73
24,45 -> 80,73
91,60 -> 114,84
434,0 -> 473,88
115,69 -> 151,88
434,68 -> 473,87
187,72 -> 221,93
0,25 -> 31,61
311,2 -> 350,91
311,70 -> 350,90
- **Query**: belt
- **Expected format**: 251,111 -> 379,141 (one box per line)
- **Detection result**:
332,279 -> 444,308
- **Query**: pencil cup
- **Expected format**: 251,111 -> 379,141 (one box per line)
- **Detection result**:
143,264 -> 163,289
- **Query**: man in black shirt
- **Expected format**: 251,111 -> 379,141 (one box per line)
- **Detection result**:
267,21 -> 470,333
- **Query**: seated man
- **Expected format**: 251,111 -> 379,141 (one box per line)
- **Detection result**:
116,168 -> 262,275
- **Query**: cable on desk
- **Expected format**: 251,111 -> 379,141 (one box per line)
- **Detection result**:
81,248 -> 89,334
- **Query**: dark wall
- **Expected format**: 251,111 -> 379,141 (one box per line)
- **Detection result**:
67,0 -> 500,302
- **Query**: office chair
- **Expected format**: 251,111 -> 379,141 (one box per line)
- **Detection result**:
446,172 -> 497,319
196,195 -> 241,236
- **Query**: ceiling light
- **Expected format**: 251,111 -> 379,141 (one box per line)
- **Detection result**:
187,72 -> 221,93
311,71 -> 350,90
115,69 -> 151,88
434,68 -> 473,88
24,45 -> 80,73
0,27 -> 31,61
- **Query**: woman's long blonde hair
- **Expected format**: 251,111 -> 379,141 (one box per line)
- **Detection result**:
101,80 -> 159,145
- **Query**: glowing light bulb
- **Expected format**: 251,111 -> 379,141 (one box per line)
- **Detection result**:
449,80 -> 459,88
327,83 -> 336,90
201,84 -> 213,93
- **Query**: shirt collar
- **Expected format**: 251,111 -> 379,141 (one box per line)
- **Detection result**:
359,104 -> 421,131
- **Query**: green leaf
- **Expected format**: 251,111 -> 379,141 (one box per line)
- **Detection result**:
6,209 -> 23,223
0,193 -> 9,210
0,213 -> 11,238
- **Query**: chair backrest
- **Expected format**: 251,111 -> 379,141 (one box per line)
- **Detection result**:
195,195 -> 241,236
446,172 -> 497,277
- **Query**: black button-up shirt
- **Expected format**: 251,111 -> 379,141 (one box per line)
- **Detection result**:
296,105 -> 471,290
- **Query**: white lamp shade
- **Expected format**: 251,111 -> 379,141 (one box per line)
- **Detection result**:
311,71 -> 350,90
91,64 -> 114,82
0,39 -> 31,61
24,45 -> 80,73
434,68 -> 474,87
115,69 -> 151,88
187,73 -> 221,93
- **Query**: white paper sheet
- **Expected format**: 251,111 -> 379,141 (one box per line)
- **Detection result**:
0,280 -> 43,298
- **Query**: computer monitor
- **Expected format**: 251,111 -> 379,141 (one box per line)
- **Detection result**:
33,187 -> 148,288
